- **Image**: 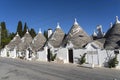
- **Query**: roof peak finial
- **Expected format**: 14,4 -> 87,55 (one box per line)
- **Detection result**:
56,22 -> 61,28
93,29 -> 97,37
26,29 -> 29,34
39,28 -> 42,33
110,22 -> 113,27
116,16 -> 120,24
74,18 -> 78,25
16,32 -> 19,36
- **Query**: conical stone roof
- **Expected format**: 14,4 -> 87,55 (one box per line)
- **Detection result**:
63,19 -> 91,49
47,23 -> 65,48
6,33 -> 21,50
104,16 -> 120,49
31,29 -> 46,51
18,30 -> 33,51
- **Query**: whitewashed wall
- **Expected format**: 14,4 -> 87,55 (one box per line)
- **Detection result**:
37,47 -> 48,62
86,50 -> 116,67
73,49 -> 120,67
117,52 -> 120,66
1,46 -> 120,68
87,50 -> 98,65
0,48 -> 7,57
56,48 -> 68,63
97,49 -> 114,67
73,49 -> 87,64
9,49 -> 16,58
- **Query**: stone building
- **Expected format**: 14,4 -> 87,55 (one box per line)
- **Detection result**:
0,17 -> 120,69
104,16 -> 120,49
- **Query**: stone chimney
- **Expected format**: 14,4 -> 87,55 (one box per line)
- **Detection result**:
48,28 -> 52,38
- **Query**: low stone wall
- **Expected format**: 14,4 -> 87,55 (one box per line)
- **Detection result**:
1,47 -> 120,68
73,49 -> 120,68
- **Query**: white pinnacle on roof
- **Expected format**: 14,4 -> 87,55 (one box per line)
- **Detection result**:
39,28 -> 42,33
26,29 -> 29,34
56,22 -> 61,28
110,22 -> 113,28
97,25 -> 102,30
74,18 -> 78,25
93,30 -> 97,37
16,32 -> 19,36
116,16 -> 120,24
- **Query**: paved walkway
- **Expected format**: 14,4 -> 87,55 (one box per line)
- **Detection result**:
0,57 -> 120,80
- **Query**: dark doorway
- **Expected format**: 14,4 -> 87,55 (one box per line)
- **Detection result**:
28,48 -> 32,58
68,49 -> 73,63
47,49 -> 51,62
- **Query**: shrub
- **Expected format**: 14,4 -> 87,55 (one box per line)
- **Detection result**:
78,53 -> 87,65
50,53 -> 57,61
108,54 -> 119,68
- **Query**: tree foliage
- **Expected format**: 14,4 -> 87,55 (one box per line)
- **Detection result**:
78,53 -> 87,65
0,22 -> 11,48
29,28 -> 36,38
108,54 -> 119,68
23,22 -> 28,36
0,21 -> 37,49
17,21 -> 23,37
44,30 -> 48,40
9,32 -> 16,40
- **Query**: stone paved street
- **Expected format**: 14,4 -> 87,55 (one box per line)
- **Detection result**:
0,57 -> 120,80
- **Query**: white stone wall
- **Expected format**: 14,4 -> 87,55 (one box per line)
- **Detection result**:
73,49 -> 120,67
117,52 -> 120,66
25,50 -> 29,60
9,49 -> 17,58
37,47 -> 48,62
1,47 -> 120,68
56,48 -> 68,63
73,49 -> 87,64
0,48 -> 7,57
87,51 -> 98,65
97,49 -> 114,67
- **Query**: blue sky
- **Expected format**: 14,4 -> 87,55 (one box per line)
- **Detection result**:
0,0 -> 120,35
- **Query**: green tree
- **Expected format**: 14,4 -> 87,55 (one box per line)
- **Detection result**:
108,54 -> 119,68
29,28 -> 36,38
78,53 -> 87,65
23,22 -> 28,35
17,21 -> 23,37
9,32 -> 15,40
0,22 -> 11,48
44,30 -> 48,40
1,22 -> 8,38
